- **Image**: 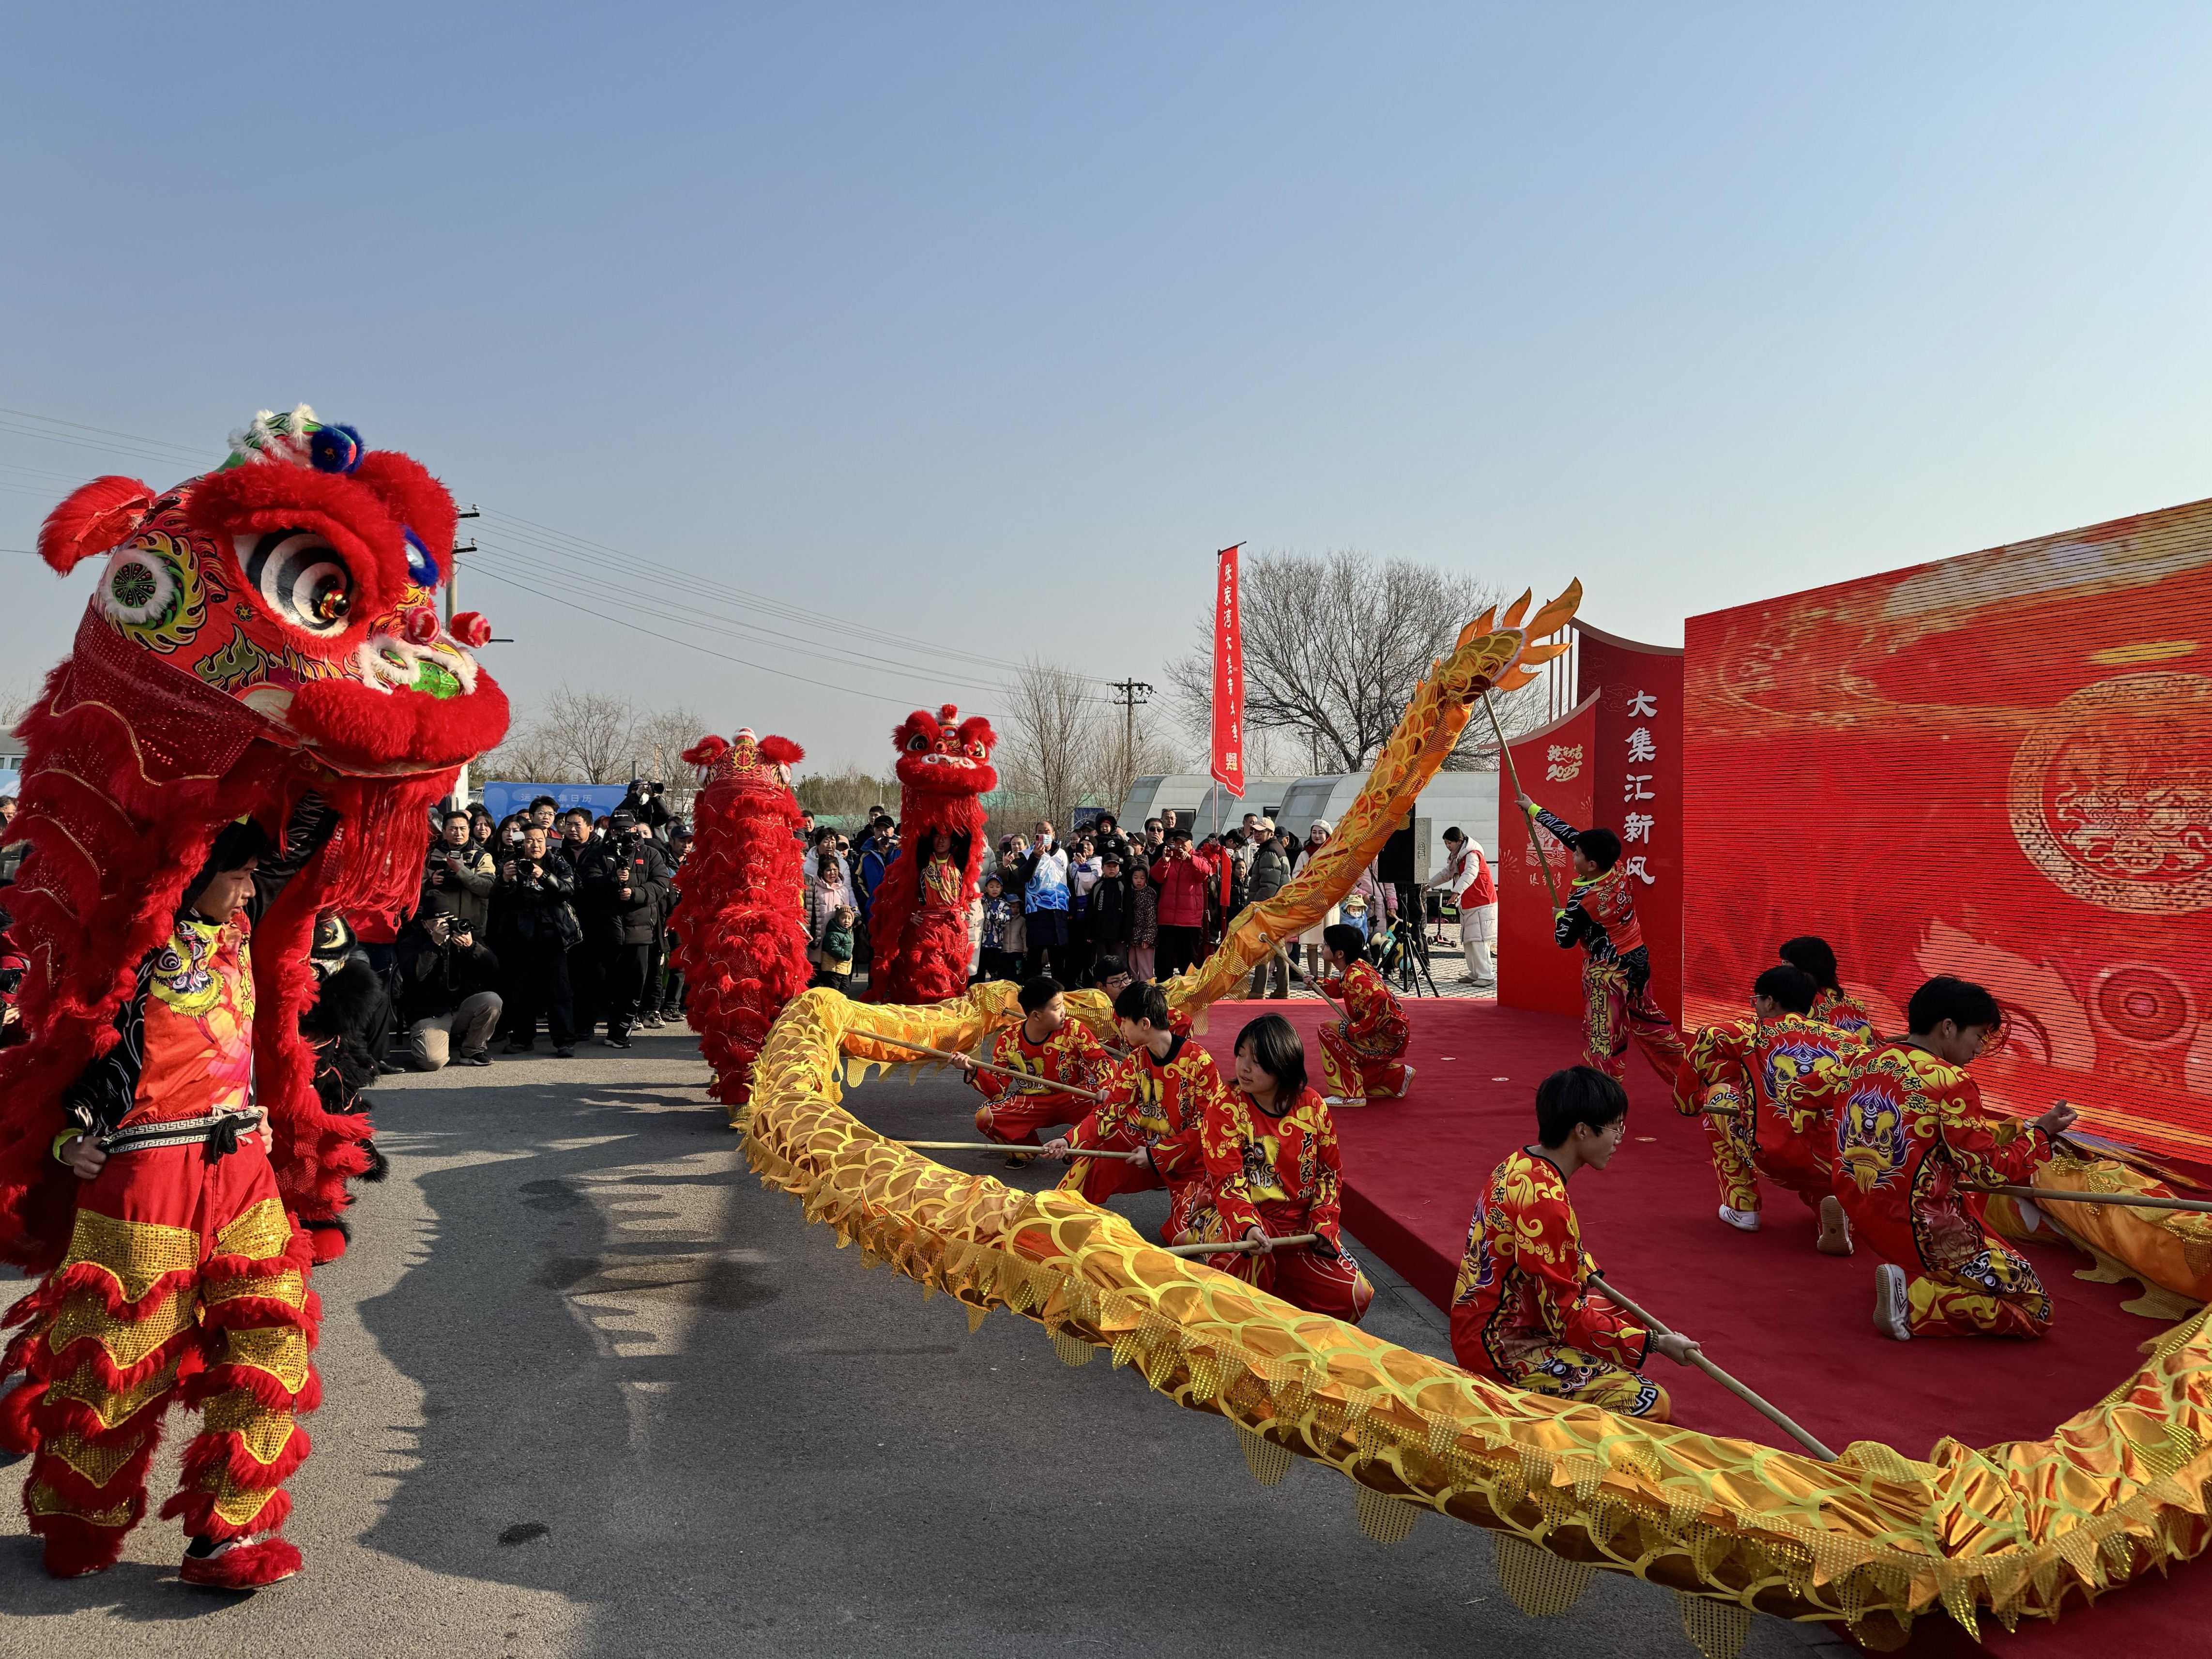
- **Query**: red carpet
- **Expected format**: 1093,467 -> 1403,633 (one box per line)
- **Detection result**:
1198,996 -> 2208,1653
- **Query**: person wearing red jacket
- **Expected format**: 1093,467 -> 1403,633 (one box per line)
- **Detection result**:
1315,925 -> 1413,1104
1424,826 -> 1497,989
1147,828 -> 1218,981
1673,964 -> 1863,1249
951,976 -> 1110,1161
1833,976 -> 2076,1340
1043,980 -> 1229,1244
1188,1014 -> 1372,1320
1450,1066 -> 1702,1417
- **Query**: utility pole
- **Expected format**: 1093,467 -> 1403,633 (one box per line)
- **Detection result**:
448,506 -> 479,810
1108,678 -> 1153,810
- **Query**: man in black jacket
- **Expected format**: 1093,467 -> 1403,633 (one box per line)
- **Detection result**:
496,822 -> 580,1057
397,898 -> 503,1069
1086,852 -> 1132,975
1245,829 -> 1295,998
580,809 -> 672,1048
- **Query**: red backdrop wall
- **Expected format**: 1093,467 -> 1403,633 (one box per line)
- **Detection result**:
1682,497 -> 2212,1160
1499,695 -> 1595,1018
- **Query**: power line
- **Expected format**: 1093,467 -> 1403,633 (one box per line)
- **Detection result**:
0,402 -> 1124,708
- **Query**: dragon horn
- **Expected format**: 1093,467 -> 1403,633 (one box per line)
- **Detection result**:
1453,605 -> 1500,649
1500,589 -> 1534,630
1522,578 -> 1583,640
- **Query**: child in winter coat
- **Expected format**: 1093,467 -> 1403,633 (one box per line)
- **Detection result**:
1126,864 -> 1159,981
977,877 -> 1019,982
815,905 -> 856,991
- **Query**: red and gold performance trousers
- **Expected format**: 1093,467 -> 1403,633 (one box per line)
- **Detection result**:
1583,959 -> 1685,1086
1061,1144 -> 1212,1245
2,1140 -> 317,1576
1316,1022 -> 1408,1103
1853,1209 -> 2052,1338
974,1088 -> 1086,1147
1700,1100 -> 1832,1216
1200,1201 -> 1373,1322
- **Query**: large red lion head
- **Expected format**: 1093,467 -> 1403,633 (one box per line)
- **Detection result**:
35,404 -> 507,774
891,703 -> 997,795
683,729 -> 804,794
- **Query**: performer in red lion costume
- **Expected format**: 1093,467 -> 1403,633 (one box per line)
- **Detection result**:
0,407 -> 507,1587
670,729 -> 811,1111
867,703 -> 996,1005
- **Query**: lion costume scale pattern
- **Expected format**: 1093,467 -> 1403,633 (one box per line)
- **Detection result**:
671,730 -> 812,1113
0,406 -> 508,1583
866,704 -> 997,1005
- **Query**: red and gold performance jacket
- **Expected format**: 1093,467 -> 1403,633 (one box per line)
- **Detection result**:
1811,987 -> 1876,1043
1198,1084 -> 1344,1247
919,854 -> 963,911
966,1019 -> 1110,1113
1320,959 -> 1409,1056
1450,1148 -> 1648,1378
1533,809 -> 1649,985
61,910 -> 258,1138
1067,1034 -> 1232,1178
1831,1040 -> 2051,1272
1675,1012 -> 1865,1133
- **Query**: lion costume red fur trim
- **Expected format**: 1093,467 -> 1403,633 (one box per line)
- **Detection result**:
670,731 -> 812,1110
867,704 -> 997,1005
0,408 -> 508,1272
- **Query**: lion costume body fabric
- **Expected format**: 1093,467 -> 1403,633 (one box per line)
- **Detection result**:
865,704 -> 997,1006
0,407 -> 506,1584
671,730 -> 811,1112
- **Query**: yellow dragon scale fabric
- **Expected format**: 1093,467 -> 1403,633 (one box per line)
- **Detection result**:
747,587 -> 2212,1646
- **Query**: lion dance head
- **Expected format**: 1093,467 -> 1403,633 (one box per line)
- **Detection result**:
0,405 -> 509,1268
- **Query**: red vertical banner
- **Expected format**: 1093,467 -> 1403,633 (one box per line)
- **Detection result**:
1210,543 -> 1245,797
1498,694 -> 1597,1018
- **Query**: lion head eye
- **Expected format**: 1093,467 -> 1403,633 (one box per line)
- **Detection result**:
966,740 -> 987,759
235,530 -> 355,638
905,733 -> 931,753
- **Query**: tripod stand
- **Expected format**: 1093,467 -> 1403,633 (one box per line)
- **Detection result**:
1382,883 -> 1439,998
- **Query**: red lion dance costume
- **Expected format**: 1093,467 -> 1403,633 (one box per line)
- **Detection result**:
0,407 -> 507,1587
867,704 -> 997,1006
670,730 -> 811,1112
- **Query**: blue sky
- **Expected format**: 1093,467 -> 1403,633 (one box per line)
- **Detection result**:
5,5 -> 2210,771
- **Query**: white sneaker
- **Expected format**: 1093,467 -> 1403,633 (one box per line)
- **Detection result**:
1718,1204 -> 1761,1233
1873,1262 -> 1912,1340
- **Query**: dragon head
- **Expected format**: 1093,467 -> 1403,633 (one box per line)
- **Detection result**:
891,703 -> 997,795
36,405 -> 508,776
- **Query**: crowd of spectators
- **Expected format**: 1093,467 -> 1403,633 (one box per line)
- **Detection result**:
351,779 -> 693,1068
792,801 -> 1402,1002
0,773 -> 1434,1073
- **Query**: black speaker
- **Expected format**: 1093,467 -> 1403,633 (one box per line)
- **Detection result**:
1375,807 -> 1416,885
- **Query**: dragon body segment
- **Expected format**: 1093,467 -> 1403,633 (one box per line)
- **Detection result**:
672,730 -> 812,1112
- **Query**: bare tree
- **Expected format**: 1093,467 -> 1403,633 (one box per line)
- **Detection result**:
480,685 -> 636,785
794,767 -> 899,822
1166,550 -> 1550,774
998,659 -> 1104,834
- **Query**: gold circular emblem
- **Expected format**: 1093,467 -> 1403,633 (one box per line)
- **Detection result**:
2007,671 -> 2212,914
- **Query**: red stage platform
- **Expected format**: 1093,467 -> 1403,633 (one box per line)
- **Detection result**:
1197,996 -> 2207,1653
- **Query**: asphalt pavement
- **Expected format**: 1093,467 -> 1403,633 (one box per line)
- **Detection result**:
1,1026 -> 1847,1657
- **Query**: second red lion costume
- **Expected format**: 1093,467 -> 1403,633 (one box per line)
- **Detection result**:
671,730 -> 811,1111
867,705 -> 996,1006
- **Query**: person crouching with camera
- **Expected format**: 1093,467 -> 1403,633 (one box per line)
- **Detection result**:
398,896 -> 505,1069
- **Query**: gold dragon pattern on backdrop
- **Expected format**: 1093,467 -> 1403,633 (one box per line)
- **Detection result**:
736,583 -> 2212,1655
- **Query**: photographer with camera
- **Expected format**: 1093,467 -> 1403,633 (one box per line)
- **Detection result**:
619,776 -> 673,841
423,807 -> 497,932
496,822 -> 581,1057
578,808 -> 672,1049
397,896 -> 504,1069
